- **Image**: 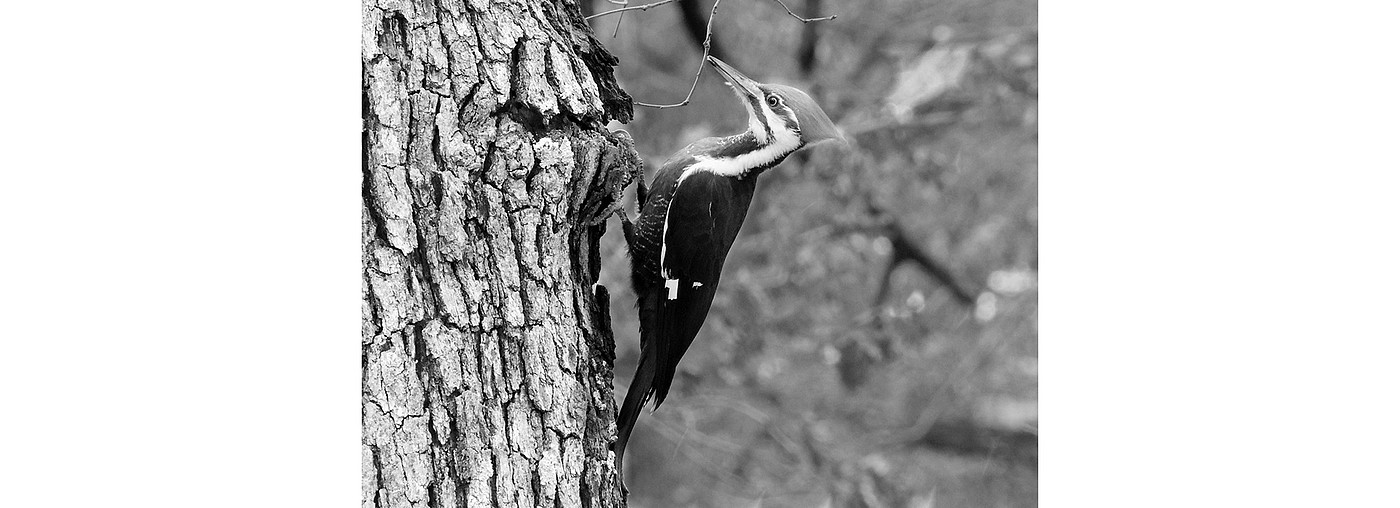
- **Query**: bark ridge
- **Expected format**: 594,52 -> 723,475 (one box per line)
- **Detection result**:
363,0 -> 639,506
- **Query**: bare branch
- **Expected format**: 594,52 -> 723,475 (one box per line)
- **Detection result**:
769,0 -> 837,22
584,0 -> 680,20
594,0 -> 837,109
633,0 -> 722,109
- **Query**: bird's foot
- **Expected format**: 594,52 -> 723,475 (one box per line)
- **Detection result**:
618,208 -> 640,253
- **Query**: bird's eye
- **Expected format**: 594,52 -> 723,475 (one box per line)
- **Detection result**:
766,96 -> 780,108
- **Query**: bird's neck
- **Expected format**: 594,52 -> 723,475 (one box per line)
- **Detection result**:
693,129 -> 802,180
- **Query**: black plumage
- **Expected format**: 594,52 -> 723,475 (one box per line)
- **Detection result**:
615,135 -> 768,470
612,57 -> 844,480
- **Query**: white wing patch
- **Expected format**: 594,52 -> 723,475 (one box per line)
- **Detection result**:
659,205 -> 672,278
658,177 -> 685,279
666,279 -> 680,300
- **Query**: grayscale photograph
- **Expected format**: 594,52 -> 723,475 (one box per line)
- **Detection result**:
363,0 -> 1036,505
21,0 -> 1399,507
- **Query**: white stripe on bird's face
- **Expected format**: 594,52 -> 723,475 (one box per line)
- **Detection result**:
680,122 -> 802,182
672,91 -> 802,186
743,97 -> 771,145
658,85 -> 807,286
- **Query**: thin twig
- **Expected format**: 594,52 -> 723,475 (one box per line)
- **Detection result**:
769,0 -> 837,22
593,0 -> 836,109
633,0 -> 722,109
584,0 -> 680,20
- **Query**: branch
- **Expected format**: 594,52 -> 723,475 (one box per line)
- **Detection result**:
593,0 -> 837,109
916,419 -> 1038,466
796,0 -> 823,76
632,0 -> 722,109
888,220 -> 977,307
769,0 -> 837,22
584,0 -> 681,20
680,0 -> 726,61
868,197 -> 980,307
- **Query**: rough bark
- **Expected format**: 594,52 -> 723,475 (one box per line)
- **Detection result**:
362,0 -> 639,506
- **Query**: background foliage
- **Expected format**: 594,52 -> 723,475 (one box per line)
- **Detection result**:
591,0 -> 1037,505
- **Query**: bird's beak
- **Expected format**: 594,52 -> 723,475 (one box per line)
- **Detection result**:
708,56 -> 764,105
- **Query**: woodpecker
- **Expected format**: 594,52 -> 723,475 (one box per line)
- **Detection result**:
614,56 -> 843,472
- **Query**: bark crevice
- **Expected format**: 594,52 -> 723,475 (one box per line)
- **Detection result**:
365,0 -> 639,506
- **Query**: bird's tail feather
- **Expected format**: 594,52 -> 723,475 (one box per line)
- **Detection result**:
614,347 -> 653,471
615,292 -> 659,471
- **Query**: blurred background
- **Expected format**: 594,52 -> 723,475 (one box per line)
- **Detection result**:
588,0 -> 1036,505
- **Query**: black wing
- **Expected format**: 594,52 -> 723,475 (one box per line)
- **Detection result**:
650,170 -> 753,405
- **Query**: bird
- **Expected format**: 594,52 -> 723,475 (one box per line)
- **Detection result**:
613,56 -> 844,476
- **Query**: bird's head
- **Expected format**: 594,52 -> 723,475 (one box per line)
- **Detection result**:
707,56 -> 844,149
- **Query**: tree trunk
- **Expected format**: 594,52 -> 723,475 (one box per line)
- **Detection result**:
362,0 -> 638,506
